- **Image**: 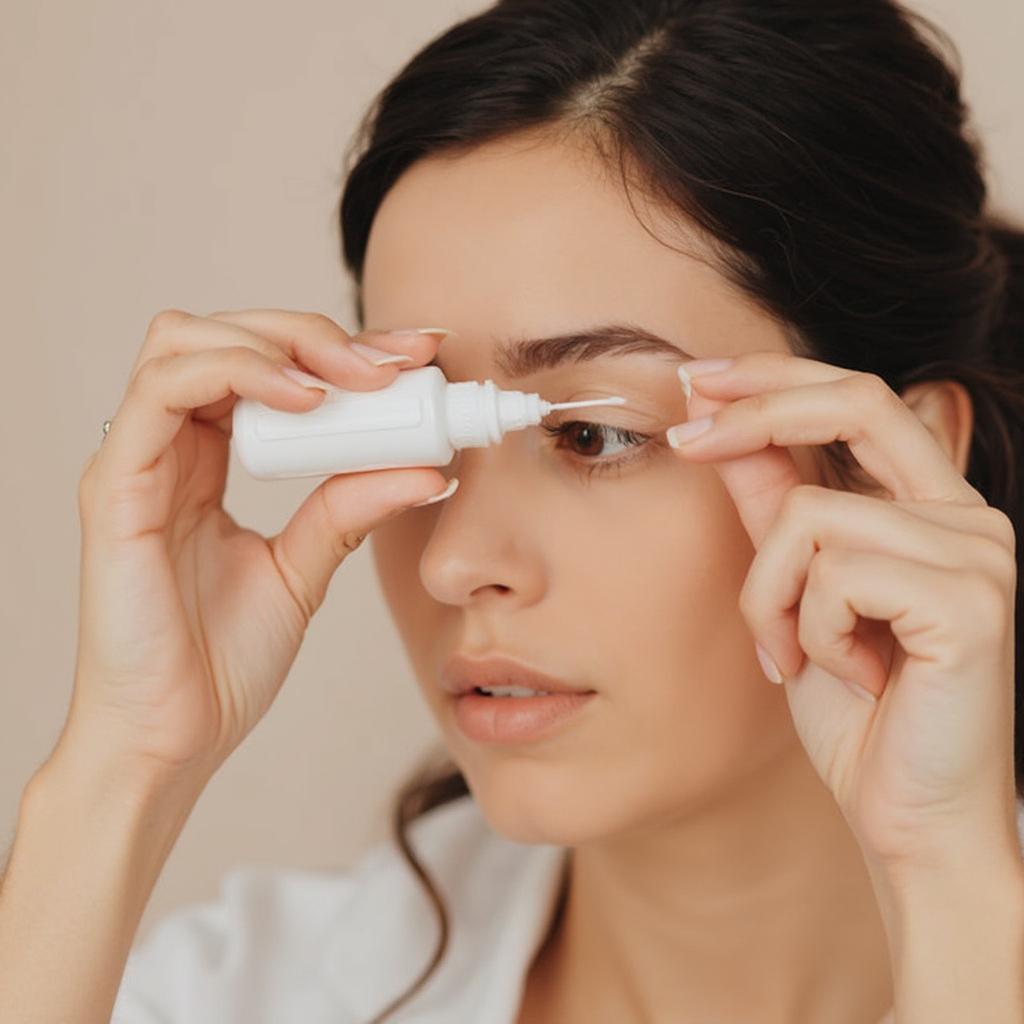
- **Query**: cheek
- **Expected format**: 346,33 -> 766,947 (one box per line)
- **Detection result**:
526,469 -> 793,836
367,463 -> 799,846
590,468 -> 759,721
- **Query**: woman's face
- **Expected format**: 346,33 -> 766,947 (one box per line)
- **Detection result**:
362,128 -> 822,845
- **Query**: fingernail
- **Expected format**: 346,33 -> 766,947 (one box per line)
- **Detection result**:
410,478 -> 459,507
681,357 -> 734,376
847,681 -> 878,704
666,416 -> 713,447
755,642 -> 784,684
371,327 -> 457,343
350,340 -> 415,366
279,366 -> 338,392
676,365 -> 693,405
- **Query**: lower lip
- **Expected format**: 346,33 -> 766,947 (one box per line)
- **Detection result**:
452,690 -> 596,744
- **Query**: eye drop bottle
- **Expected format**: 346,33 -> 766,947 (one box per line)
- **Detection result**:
231,364 -> 626,480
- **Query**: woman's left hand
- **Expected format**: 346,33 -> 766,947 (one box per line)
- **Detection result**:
668,350 -> 1020,877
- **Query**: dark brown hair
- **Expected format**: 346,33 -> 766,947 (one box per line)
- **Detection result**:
336,2 -> 1024,1019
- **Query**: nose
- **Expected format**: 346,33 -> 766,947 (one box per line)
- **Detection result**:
417,439 -> 547,609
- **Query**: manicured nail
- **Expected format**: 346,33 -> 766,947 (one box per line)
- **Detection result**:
279,366 -> 338,392
350,340 -> 415,366
755,642 -> 783,684
847,681 -> 878,704
666,416 -> 713,447
411,478 -> 459,507
676,365 -> 693,405
682,357 -> 734,376
376,327 -> 458,343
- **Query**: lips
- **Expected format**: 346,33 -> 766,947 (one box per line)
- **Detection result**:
440,652 -> 596,698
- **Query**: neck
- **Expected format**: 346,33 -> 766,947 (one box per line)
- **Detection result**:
524,744 -> 895,1024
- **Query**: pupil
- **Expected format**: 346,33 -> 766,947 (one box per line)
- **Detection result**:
573,423 -> 602,457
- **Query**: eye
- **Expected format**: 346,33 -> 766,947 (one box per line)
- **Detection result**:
540,419 -> 653,479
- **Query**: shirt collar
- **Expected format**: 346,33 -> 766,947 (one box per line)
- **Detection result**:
324,794 -> 568,1023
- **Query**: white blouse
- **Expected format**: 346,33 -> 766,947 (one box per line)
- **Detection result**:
110,793 -> 1024,1023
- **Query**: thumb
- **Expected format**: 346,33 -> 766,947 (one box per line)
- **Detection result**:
268,468 -> 455,619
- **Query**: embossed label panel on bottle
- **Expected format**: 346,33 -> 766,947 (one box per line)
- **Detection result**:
254,395 -> 424,441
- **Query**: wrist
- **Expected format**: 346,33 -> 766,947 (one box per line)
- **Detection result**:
863,850 -> 1024,1023
22,736 -> 208,876
32,714 -> 214,814
1,724 -> 208,1024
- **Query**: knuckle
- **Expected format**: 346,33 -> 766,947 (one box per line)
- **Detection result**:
796,606 -> 846,659
130,354 -> 170,392
147,308 -> 192,339
963,570 -> 1011,638
334,528 -> 369,560
736,576 -> 766,630
737,558 -> 783,637
850,371 -> 894,410
746,390 -> 771,418
300,311 -> 343,337
983,506 -> 1017,552
223,344 -> 263,368
807,546 -> 847,588
128,358 -> 165,393
795,608 -> 820,654
971,533 -> 1017,590
779,482 -> 825,520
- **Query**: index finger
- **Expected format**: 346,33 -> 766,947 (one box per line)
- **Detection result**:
675,350 -> 984,551
207,309 -> 451,386
686,396 -> 805,551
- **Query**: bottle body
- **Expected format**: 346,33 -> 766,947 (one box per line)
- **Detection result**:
232,365 -> 455,479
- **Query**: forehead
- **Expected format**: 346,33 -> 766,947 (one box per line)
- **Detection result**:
360,129 -> 759,357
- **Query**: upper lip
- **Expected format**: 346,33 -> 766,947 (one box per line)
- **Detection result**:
440,653 -> 596,696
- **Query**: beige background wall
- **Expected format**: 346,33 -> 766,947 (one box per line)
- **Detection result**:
2,0 -> 1022,941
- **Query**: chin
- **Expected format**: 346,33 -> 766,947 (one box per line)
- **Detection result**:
458,754 -> 633,847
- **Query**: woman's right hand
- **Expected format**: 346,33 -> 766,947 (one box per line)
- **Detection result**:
66,309 -> 453,784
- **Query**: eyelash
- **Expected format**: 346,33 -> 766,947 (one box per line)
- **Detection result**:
540,420 -> 653,480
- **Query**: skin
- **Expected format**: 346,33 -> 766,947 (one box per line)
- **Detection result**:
360,127 -> 989,1023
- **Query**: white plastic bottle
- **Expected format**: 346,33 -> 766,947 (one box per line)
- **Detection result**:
231,364 -> 627,480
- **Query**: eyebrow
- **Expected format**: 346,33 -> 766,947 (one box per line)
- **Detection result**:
431,323 -> 693,379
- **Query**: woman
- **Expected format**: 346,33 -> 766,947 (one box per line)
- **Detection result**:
1,0 -> 1022,1021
